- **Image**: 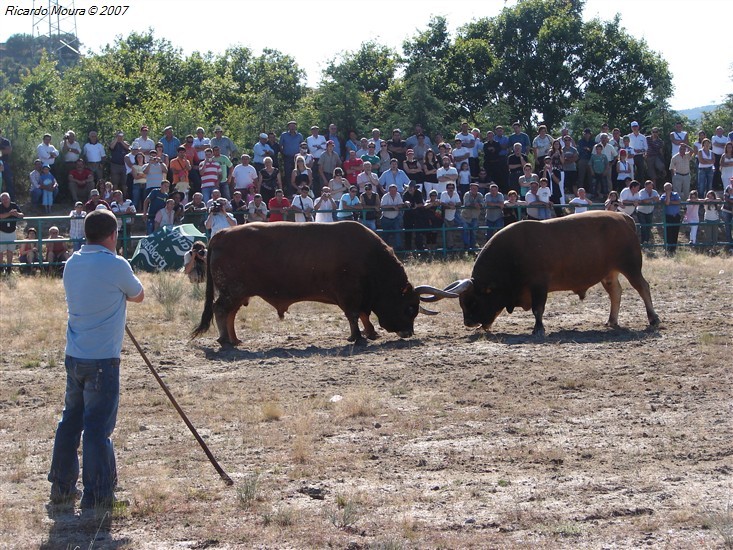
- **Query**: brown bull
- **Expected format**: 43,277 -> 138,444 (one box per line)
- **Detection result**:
192,221 -> 453,345
422,211 -> 660,336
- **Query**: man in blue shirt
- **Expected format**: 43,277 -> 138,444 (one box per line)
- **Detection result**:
279,121 -> 303,182
660,182 -> 682,255
507,121 -> 531,155
48,209 -> 144,511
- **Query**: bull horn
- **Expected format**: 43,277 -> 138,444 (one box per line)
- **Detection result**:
418,279 -> 474,302
419,306 -> 439,316
414,284 -> 460,303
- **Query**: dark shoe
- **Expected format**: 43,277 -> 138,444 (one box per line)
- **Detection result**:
49,485 -> 81,505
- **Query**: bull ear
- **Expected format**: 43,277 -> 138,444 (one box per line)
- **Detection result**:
401,283 -> 413,295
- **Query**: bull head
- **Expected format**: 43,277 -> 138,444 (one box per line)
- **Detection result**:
413,285 -> 460,315
419,279 -> 503,331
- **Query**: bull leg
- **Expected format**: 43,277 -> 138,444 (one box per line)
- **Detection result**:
530,286 -> 548,337
346,312 -> 366,344
601,274 -> 622,328
359,313 -> 379,340
214,294 -> 244,346
624,271 -> 660,327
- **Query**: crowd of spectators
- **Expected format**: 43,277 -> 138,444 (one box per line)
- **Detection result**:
0,119 -> 732,272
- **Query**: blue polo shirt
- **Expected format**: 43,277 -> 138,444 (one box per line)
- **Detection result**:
279,131 -> 304,157
64,245 -> 143,359
660,192 -> 681,217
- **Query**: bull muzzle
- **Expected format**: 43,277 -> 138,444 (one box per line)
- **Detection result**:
416,280 -> 473,303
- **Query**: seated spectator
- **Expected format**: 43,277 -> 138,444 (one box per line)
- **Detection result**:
18,227 -> 39,274
45,226 -> 68,275
39,164 -> 57,214
247,193 -> 268,223
183,192 -> 207,230
230,190 -> 248,224
267,189 -> 290,222
290,185 -> 314,222
84,189 -> 110,213
143,180 -> 171,234
68,201 -> 86,251
154,198 -> 177,231
314,187 -> 337,223
183,241 -> 207,283
205,197 -> 236,236
29,159 -> 44,207
68,159 -> 95,203
568,187 -> 593,214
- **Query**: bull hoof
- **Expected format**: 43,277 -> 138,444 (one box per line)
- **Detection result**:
605,321 -> 620,330
531,328 -> 546,338
365,331 -> 379,341
649,315 -> 661,327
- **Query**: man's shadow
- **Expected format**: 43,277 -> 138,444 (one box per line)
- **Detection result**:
41,505 -> 130,549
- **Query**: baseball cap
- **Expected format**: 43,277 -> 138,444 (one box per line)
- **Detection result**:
259,133 -> 268,139
90,189 -> 100,196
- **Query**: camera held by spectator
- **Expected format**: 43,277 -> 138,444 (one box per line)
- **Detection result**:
183,241 -> 207,283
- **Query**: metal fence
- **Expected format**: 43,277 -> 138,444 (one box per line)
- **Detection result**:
1,202 -> 730,271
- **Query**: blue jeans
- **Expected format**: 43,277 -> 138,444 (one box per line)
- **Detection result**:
201,186 -> 215,204
698,167 -> 713,196
485,217 -> 504,241
463,217 -> 481,248
721,210 -> 732,247
380,216 -> 403,250
48,356 -> 120,508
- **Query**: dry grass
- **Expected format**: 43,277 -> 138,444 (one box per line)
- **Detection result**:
0,253 -> 731,548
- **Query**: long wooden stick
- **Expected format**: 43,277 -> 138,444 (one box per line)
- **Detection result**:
125,324 -> 234,486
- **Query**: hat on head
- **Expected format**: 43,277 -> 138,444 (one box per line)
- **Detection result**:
196,126 -> 204,133
90,189 -> 100,196
214,125 -> 223,132
259,132 -> 268,139
310,125 -> 319,130
163,126 -> 173,132
287,120 -> 297,125
388,183 -> 398,189
326,140 -> 334,145
470,181 -> 479,187
74,201 -> 83,207
631,121 -> 639,127
140,125 -> 148,131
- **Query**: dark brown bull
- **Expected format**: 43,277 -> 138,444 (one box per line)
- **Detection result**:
192,221 -> 453,345
422,211 -> 660,336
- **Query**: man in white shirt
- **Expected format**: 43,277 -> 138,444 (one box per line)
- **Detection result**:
356,161 -> 381,194
569,187 -> 593,214
192,127 -> 210,165
711,126 -> 730,188
434,156 -> 458,195
37,134 -> 59,168
379,184 -> 404,250
619,179 -> 640,217
230,154 -> 258,197
440,182 -> 468,249
247,194 -> 268,222
83,131 -> 106,182
636,179 -> 659,244
627,121 -> 647,181
669,121 -> 689,157
131,125 -> 155,161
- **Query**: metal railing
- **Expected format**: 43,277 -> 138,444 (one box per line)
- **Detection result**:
1,203 -> 730,270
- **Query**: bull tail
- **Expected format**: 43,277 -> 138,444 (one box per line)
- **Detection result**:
191,244 -> 215,339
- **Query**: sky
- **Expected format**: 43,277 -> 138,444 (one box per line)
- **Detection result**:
1,0 -> 731,111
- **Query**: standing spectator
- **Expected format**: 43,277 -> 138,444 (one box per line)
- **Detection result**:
183,134 -> 201,196
636,180 -> 659,244
507,121 -> 530,155
83,131 -> 106,183
660,182 -> 682,254
40,164 -> 57,213
434,155 -> 458,196
306,125 -> 326,188
422,149 -> 440,195
702,190 -> 721,248
402,181 -> 426,250
440,183 -> 467,249
455,123 -> 475,165
711,126 -> 730,189
360,142 -> 380,172
130,151 -> 146,209
720,142 -> 733,187
108,131 -> 129,191
342,150 -> 363,187
589,143 -> 609,199
205,198 -> 237,237
669,121 -> 689,157
68,159 -> 94,203
503,189 -> 526,225
525,180 -> 549,220
482,131 -> 504,192
142,180 -> 171,234
359,184 -> 379,228
230,154 -> 258,202
109,190 -> 135,255
60,130 -> 82,198
279,121 -> 303,180
324,123 -> 342,158
199,149 -> 222,204
47,209 -> 144,511
561,135 -> 579,194
627,122 -> 647,181
669,143 -> 693,200
697,139 -> 715,196
387,129 -> 408,168
267,189 -> 290,222
379,158 -> 410,193
169,146 -> 192,201
131,125 -> 155,160
143,150 -> 167,196
721,177 -> 733,249
290,155 -> 313,197
211,146 -> 233,200
619,179 -> 641,219
412,133 -> 431,164
685,191 -> 701,246
338,186 -> 361,221
403,149 -> 423,186
345,130 -> 360,157
0,192 -> 22,273
210,125 -> 237,159
37,133 -> 59,172
0,128 -> 14,199
518,163 -> 538,200
378,140 -> 392,174
313,187 -> 337,223
406,124 -> 432,151
460,180 -> 485,247
267,132 -> 282,171
506,143 -> 528,194
328,168 -> 348,204
318,141 -> 341,193
380,184 -> 404,250
356,161 -> 381,194
615,150 -> 633,192
247,193 -> 268,223
576,128 -> 595,192
258,156 -> 281,205
158,126 -> 180,170
483,183 -> 503,240
290,186 -> 314,222
645,127 -> 665,187
252,133 -> 273,174
532,125 -> 553,172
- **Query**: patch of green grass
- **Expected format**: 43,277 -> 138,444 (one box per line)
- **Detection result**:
236,473 -> 260,509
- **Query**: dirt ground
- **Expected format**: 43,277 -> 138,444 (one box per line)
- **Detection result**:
0,253 -> 731,549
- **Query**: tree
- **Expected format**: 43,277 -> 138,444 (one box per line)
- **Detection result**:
324,41 -> 398,107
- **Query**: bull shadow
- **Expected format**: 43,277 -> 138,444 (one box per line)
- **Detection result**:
466,325 -> 662,345
198,336 -> 430,362
41,505 -> 130,549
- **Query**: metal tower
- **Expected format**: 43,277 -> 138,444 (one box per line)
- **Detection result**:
31,0 -> 81,65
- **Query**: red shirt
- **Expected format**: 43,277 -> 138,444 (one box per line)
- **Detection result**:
69,168 -> 93,187
267,197 -> 290,222
343,158 -> 363,185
